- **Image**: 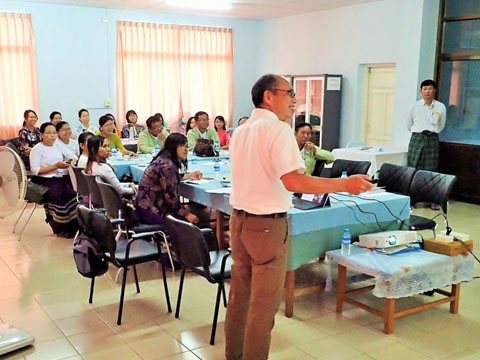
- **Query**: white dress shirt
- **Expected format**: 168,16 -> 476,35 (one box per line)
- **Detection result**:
407,99 -> 446,133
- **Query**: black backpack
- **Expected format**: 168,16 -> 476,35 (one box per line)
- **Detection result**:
73,235 -> 109,278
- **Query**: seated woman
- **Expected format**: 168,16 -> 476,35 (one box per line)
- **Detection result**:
76,131 -> 93,168
121,110 -> 144,139
96,115 -> 135,156
135,133 -> 201,224
56,121 -> 79,156
85,136 -> 137,196
18,109 -> 42,167
49,111 -> 62,126
29,122 -> 78,238
185,116 -> 196,135
294,122 -> 334,175
72,109 -> 98,139
214,115 -> 229,149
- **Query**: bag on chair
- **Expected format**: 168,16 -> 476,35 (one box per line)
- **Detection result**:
25,181 -> 49,204
193,139 -> 218,157
73,235 -> 109,278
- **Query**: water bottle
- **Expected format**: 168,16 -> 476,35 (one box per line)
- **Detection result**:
214,158 -> 221,180
191,152 -> 197,171
129,126 -> 134,140
111,145 -> 117,159
341,171 -> 348,178
341,228 -> 351,256
154,141 -> 160,155
214,140 -> 220,153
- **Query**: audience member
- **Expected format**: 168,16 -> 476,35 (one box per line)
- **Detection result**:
294,122 -> 334,175
72,109 -> 98,138
214,115 -> 230,149
29,122 -> 78,238
18,109 -> 42,167
105,113 -> 122,136
85,136 -> 136,196
187,111 -> 219,149
238,116 -> 248,126
96,115 -> 135,156
76,131 -> 93,168
56,121 -> 79,156
121,110 -> 144,139
49,111 -> 62,126
185,116 -> 196,135
137,115 -> 170,154
135,133 -> 200,225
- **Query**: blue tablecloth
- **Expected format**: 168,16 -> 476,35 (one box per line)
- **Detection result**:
326,247 -> 474,298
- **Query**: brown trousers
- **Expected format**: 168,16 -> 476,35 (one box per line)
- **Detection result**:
225,211 -> 289,360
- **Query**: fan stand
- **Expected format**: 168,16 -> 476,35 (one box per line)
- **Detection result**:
0,324 -> 35,355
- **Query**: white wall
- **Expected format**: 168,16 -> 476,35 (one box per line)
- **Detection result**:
259,0 -> 440,147
0,0 -> 262,128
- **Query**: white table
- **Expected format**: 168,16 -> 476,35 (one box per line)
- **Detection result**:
332,146 -> 408,177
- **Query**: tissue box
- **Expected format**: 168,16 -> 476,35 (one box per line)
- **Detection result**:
424,238 -> 473,256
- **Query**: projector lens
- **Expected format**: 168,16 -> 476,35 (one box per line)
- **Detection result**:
388,235 -> 397,245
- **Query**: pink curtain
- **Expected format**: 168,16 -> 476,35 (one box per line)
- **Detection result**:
0,13 -> 39,139
117,21 -> 233,131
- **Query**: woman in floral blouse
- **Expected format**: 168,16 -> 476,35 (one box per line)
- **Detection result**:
18,109 -> 42,166
135,133 -> 201,224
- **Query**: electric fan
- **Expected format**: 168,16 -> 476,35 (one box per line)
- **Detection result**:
0,146 -> 35,354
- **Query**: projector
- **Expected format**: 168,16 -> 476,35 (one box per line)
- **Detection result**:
358,231 -> 418,249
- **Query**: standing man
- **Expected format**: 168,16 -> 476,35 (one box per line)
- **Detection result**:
225,74 -> 374,360
407,79 -> 446,172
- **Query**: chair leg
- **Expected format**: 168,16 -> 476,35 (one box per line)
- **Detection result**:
221,284 -> 228,308
175,267 -> 186,318
17,204 -> 37,241
117,266 -> 128,325
114,268 -> 123,283
159,232 -> 175,273
210,282 -> 224,345
89,277 -> 95,303
133,265 -> 140,293
160,262 -> 172,313
12,202 -> 29,233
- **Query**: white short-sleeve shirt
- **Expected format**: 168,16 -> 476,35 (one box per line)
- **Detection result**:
30,142 -> 77,177
229,108 -> 305,214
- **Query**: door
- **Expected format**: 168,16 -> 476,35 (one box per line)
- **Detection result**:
364,66 -> 395,145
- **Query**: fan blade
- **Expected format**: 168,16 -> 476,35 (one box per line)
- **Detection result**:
2,175 -> 19,207
0,151 -> 15,178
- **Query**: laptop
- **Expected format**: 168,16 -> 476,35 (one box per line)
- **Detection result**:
292,193 -> 330,210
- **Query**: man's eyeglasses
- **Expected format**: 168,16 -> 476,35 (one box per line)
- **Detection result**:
272,88 -> 296,98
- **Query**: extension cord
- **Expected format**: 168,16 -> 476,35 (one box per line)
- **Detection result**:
439,230 -> 470,241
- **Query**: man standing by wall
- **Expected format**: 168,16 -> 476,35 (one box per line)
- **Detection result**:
406,79 -> 446,172
225,74 -> 374,360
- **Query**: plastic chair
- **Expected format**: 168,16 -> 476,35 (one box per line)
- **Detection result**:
330,159 -> 371,178
378,163 -> 417,196
312,159 -> 327,177
408,170 -> 456,237
165,215 -> 232,345
82,171 -> 104,208
76,205 -> 172,325
70,165 -> 91,207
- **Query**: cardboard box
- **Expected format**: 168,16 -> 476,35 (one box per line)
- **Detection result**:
424,238 -> 473,256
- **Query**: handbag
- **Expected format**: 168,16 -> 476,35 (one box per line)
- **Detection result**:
193,138 -> 219,157
25,181 -> 49,204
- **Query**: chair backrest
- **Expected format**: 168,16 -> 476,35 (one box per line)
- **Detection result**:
378,163 -> 417,195
312,160 -> 327,177
330,159 -> 371,178
71,165 -> 90,197
96,180 -> 124,220
409,170 -> 456,214
165,215 -> 211,270
82,171 -> 104,208
77,205 -> 119,265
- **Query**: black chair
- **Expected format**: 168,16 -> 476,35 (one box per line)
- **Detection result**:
165,215 -> 232,345
76,205 -> 172,325
70,165 -> 90,206
312,159 -> 327,177
378,163 -> 417,196
82,171 -> 104,208
408,170 -> 456,237
330,159 -> 371,178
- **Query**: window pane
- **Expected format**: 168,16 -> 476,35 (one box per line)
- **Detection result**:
443,20 -> 480,52
445,0 -> 480,18
439,60 -> 480,145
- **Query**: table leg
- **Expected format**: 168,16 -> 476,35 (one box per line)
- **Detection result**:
450,283 -> 460,314
384,298 -> 395,334
284,270 -> 295,318
336,264 -> 347,313
216,211 -> 226,249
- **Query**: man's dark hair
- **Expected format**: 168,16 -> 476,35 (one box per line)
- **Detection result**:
251,74 -> 278,108
294,122 -> 312,132
194,111 -> 208,121
146,115 -> 161,129
420,79 -> 437,89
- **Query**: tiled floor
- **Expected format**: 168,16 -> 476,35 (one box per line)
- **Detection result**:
0,200 -> 479,360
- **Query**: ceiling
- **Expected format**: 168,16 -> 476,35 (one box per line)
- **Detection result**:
22,0 -> 383,19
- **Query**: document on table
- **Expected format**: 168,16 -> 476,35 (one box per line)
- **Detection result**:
183,179 -> 212,185
206,188 -> 231,194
